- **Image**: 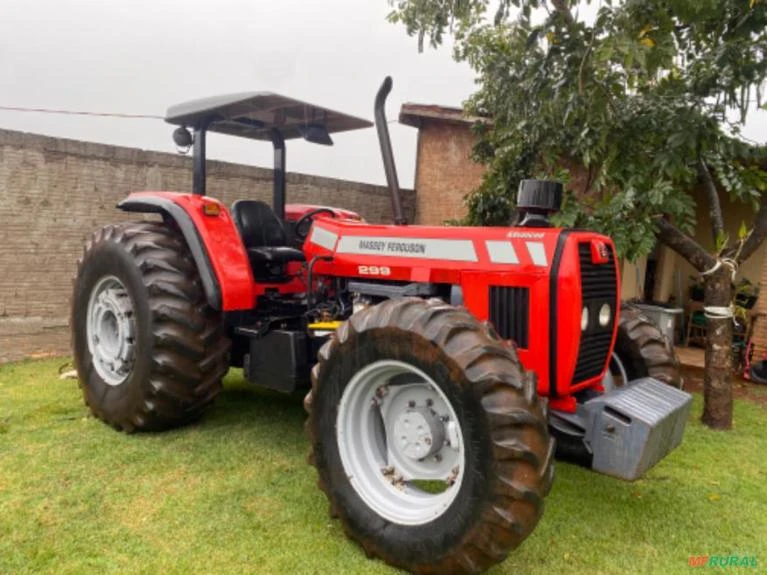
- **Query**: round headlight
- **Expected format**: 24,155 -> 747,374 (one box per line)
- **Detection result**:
581,306 -> 589,331
598,303 -> 611,327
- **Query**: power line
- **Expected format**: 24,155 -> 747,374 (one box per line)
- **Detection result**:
0,105 -> 398,125
0,105 -> 163,120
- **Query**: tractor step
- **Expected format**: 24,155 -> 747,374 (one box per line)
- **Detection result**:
550,378 -> 692,480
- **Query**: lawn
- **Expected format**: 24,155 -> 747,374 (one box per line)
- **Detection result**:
1,359 -> 765,575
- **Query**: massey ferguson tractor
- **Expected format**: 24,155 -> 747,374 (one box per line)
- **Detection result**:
72,77 -> 692,574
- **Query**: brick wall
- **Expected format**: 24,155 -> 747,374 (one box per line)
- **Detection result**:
0,128 -> 414,363
413,120 -> 485,225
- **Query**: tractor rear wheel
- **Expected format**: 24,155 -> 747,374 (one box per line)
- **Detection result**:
602,303 -> 683,391
305,298 -> 554,574
71,222 -> 230,432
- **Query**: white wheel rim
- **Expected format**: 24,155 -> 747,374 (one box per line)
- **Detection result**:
86,275 -> 136,386
602,351 -> 630,392
336,360 -> 465,526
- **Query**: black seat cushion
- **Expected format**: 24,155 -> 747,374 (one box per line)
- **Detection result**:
231,200 -> 306,271
247,246 -> 306,266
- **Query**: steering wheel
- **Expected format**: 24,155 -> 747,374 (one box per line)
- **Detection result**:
294,208 -> 338,241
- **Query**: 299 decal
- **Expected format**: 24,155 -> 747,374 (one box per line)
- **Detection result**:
357,265 -> 391,276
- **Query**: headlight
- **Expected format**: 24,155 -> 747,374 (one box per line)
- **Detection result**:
598,303 -> 611,327
581,306 -> 589,331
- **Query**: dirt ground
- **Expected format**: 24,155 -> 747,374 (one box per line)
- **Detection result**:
682,367 -> 767,410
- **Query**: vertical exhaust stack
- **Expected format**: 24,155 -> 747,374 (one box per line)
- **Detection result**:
375,77 -> 407,225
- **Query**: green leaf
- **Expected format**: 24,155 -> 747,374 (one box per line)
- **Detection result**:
738,221 -> 749,241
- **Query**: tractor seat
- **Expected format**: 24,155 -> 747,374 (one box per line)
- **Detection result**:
231,200 -> 306,272
247,245 -> 305,265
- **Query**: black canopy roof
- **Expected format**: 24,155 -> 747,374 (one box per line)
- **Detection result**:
165,92 -> 372,141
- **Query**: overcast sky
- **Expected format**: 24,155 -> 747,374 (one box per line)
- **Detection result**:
0,0 -> 764,190
0,0 -> 477,189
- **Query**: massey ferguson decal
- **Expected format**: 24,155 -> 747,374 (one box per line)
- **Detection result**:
314,228 -> 552,267
336,236 -> 478,262
358,240 -> 427,254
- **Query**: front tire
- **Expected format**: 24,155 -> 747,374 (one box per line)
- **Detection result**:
72,222 -> 230,432
305,298 -> 554,574
602,304 -> 683,391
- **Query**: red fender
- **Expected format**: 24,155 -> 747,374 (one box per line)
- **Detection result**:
118,192 -> 255,311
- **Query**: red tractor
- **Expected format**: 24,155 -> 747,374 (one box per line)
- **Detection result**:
72,78 -> 691,574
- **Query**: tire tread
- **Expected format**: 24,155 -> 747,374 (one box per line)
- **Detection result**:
305,297 -> 554,574
73,222 -> 230,432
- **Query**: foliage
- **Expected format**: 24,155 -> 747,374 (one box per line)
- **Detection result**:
389,0 -> 767,262
2,359 -> 767,574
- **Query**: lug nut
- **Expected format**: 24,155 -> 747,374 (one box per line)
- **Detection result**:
408,400 -> 416,408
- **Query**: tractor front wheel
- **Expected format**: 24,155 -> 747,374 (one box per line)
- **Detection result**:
602,303 -> 683,391
305,298 -> 554,574
71,222 -> 230,432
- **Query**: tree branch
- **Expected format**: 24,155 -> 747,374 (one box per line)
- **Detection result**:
656,217 -> 717,273
578,21 -> 598,95
734,198 -> 767,264
550,0 -> 575,25
698,159 -> 724,245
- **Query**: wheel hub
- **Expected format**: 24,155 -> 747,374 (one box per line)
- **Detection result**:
86,276 -> 136,386
393,407 -> 445,460
336,360 -> 465,526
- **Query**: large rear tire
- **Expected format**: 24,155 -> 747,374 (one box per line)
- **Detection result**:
71,222 -> 230,432
305,298 -> 554,574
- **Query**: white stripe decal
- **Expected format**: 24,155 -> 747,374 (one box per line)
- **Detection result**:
336,236 -> 478,262
485,241 -> 519,264
309,226 -> 338,251
526,241 -> 548,266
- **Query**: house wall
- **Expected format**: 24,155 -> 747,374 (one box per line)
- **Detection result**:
621,257 -> 647,301
413,120 -> 485,225
0,129 -> 415,363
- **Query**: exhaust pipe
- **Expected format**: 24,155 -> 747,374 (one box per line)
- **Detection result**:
374,77 -> 406,225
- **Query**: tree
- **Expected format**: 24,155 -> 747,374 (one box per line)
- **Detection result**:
389,0 -> 767,429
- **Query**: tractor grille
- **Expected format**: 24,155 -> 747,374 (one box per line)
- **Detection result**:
572,242 -> 617,383
489,286 -> 529,348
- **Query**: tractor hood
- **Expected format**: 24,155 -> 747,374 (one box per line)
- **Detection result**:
305,219 -> 563,274
305,219 -> 621,405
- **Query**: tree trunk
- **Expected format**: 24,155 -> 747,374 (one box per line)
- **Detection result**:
701,267 -> 733,429
657,218 -> 735,430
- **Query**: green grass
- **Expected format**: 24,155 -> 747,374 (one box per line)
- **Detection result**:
1,359 -> 765,575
